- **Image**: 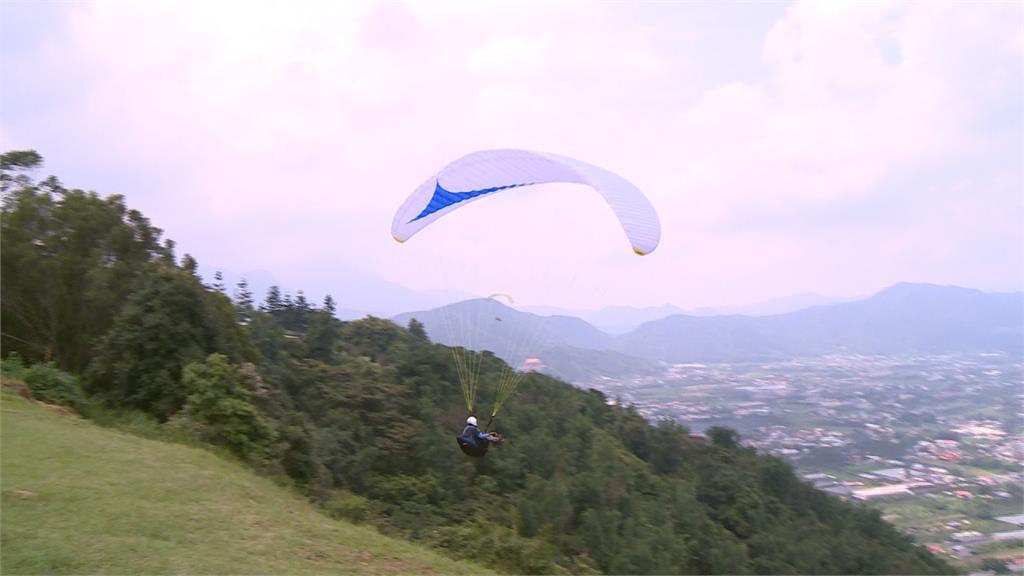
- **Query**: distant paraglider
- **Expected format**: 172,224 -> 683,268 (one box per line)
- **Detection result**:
521,358 -> 544,372
488,293 -> 515,305
391,149 -> 661,455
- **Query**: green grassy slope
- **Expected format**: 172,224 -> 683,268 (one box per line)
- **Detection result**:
0,393 -> 488,575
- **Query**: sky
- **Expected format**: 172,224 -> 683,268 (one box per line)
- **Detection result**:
2,0 -> 1022,314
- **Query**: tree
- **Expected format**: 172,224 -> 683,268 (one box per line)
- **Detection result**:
0,149 -> 43,194
160,239 -> 176,266
263,285 -> 283,313
323,294 -> 337,316
212,270 -> 226,293
177,353 -> 277,460
296,290 -> 312,312
277,291 -> 307,331
247,311 -> 287,365
407,318 -> 429,341
234,278 -> 254,323
305,312 -> 340,362
1,164 -> 171,370
181,253 -> 198,275
707,426 -> 741,449
84,266 -> 252,419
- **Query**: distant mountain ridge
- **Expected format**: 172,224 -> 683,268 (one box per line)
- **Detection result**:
393,297 -> 613,358
688,292 -> 861,317
525,293 -> 856,334
616,283 -> 1023,363
571,304 -> 686,334
391,299 -> 662,379
393,284 -> 1023,380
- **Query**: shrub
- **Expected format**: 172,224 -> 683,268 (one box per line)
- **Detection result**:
1,352 -> 26,379
323,490 -> 370,524
23,362 -> 84,409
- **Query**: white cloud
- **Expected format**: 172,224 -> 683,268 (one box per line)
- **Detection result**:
2,0 -> 1020,309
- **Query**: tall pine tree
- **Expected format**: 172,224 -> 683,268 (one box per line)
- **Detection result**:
212,270 -> 226,293
234,278 -> 255,323
263,285 -> 283,313
295,290 -> 311,312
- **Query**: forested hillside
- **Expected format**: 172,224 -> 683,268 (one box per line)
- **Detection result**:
1,151 -> 953,574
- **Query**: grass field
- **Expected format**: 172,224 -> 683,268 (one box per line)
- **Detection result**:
1,392 -> 488,575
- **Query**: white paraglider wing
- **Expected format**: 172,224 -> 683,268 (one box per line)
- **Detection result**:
391,149 -> 660,255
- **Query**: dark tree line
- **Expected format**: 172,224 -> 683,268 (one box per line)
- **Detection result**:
0,151 -> 955,575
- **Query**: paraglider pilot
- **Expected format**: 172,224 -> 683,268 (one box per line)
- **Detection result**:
457,416 -> 501,458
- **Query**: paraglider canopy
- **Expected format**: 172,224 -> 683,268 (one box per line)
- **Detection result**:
391,149 -> 661,255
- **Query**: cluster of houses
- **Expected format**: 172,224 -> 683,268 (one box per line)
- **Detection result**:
802,469 -> 1023,567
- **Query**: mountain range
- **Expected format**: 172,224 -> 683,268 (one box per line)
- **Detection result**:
525,292 -> 859,334
393,283 -> 1023,380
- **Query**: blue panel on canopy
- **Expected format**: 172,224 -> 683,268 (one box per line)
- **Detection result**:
409,180 -> 527,223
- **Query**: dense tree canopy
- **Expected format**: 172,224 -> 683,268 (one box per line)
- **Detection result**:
1,152 -> 173,372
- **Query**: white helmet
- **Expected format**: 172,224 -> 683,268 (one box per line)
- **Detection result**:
466,416 -> 478,426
